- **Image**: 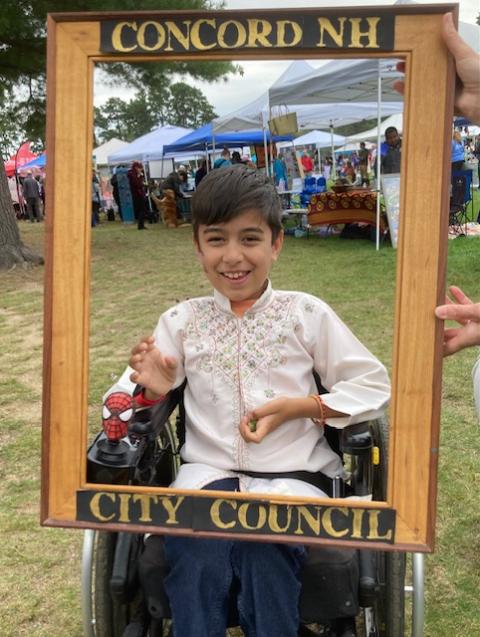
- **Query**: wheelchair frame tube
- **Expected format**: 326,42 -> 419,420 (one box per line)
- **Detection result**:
81,529 -> 96,637
411,553 -> 425,637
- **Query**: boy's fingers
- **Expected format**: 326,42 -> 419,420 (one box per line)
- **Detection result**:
164,356 -> 178,369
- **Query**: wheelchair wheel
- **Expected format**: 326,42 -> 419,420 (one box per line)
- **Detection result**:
361,418 -> 406,637
82,417 -> 180,637
93,531 -> 126,637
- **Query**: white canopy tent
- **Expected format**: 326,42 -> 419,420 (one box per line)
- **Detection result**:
269,58 -> 402,107
346,113 -> 404,143
277,129 -> 346,149
93,138 -> 128,166
212,60 -> 315,134
269,57 -> 404,250
107,124 -> 192,165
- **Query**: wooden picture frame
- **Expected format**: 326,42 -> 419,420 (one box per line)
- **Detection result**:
42,4 -> 456,552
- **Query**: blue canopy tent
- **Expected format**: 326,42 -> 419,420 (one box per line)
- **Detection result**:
19,153 -> 46,171
163,123 -> 292,156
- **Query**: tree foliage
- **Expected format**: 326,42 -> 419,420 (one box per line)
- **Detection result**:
0,0 -> 238,269
0,0 -> 237,156
95,82 -> 217,142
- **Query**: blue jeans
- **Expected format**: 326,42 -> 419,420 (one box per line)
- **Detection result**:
164,478 -> 306,637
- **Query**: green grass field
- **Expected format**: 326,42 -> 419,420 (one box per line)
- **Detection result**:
1,207 -> 479,636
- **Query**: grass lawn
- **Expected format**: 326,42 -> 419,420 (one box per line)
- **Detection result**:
1,208 -> 479,636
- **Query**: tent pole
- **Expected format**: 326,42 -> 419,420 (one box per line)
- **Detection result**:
330,121 -> 336,180
263,126 -> 269,176
375,60 -> 382,251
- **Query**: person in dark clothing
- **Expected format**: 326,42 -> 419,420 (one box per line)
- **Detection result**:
22,171 -> 43,222
162,171 -> 187,200
381,127 -> 402,174
127,161 -> 148,229
194,159 -> 208,188
161,171 -> 189,225
110,170 -> 123,220
358,142 -> 370,186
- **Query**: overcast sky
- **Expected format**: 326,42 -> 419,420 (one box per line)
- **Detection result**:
94,0 -> 479,118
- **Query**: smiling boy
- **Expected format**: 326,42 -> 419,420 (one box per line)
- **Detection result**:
111,164 -> 390,636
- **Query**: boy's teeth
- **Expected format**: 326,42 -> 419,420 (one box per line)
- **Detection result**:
225,272 -> 245,279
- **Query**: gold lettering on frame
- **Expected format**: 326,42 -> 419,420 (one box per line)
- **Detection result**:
190,19 -> 217,50
351,508 -> 366,539
132,494 -> 157,523
246,19 -> 273,47
238,503 -> 267,530
89,492 -> 116,522
348,17 -> 380,48
322,507 -> 350,538
210,499 -> 237,529
276,20 -> 303,47
268,505 -> 293,533
164,20 -> 192,52
118,493 -> 131,523
316,17 -> 347,48
160,496 -> 186,525
217,20 -> 247,49
294,506 -> 321,535
137,21 -> 166,52
111,21 -> 138,52
367,510 -> 394,541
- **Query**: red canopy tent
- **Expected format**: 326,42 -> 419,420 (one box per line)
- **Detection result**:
4,142 -> 38,177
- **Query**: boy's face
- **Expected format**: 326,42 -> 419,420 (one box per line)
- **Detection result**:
195,209 -> 283,303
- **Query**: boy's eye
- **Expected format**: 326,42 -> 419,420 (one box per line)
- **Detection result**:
206,236 -> 223,243
243,236 -> 261,244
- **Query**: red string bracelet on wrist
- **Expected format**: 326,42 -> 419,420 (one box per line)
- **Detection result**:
135,390 -> 166,407
309,393 -> 326,426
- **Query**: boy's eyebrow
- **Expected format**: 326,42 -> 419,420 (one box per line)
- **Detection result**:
202,226 -> 265,234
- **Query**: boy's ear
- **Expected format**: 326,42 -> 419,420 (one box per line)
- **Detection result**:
272,229 -> 284,261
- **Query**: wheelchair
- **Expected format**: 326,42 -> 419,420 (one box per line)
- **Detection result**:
81,384 -> 425,637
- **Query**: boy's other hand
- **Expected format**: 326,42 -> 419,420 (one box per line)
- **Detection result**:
435,286 -> 480,356
239,397 -> 293,443
239,396 -> 318,443
129,335 -> 177,397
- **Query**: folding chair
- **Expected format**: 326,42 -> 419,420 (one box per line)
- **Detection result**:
449,172 -> 469,236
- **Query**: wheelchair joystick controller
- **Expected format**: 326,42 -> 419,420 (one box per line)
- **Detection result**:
96,392 -> 135,464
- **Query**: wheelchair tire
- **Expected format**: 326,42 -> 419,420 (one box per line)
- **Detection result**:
369,417 -> 406,637
93,532 -> 128,637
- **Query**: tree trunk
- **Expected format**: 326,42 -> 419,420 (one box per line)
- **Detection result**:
0,159 -> 44,269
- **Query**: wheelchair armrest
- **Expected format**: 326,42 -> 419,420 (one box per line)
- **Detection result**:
129,384 -> 184,438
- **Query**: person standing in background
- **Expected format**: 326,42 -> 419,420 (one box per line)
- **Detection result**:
451,130 -> 465,171
128,161 -> 148,230
22,170 -> 43,222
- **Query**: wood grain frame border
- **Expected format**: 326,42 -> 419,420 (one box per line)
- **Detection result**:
42,5 -> 457,551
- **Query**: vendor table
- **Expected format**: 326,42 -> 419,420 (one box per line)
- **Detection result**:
307,190 -> 388,235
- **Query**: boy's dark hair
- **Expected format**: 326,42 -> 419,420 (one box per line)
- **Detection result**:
191,164 -> 283,242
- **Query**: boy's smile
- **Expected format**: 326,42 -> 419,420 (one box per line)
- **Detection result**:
195,209 -> 284,303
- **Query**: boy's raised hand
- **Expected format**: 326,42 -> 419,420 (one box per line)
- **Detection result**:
129,335 -> 177,397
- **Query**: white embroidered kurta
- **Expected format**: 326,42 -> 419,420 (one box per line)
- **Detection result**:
111,283 -> 390,497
